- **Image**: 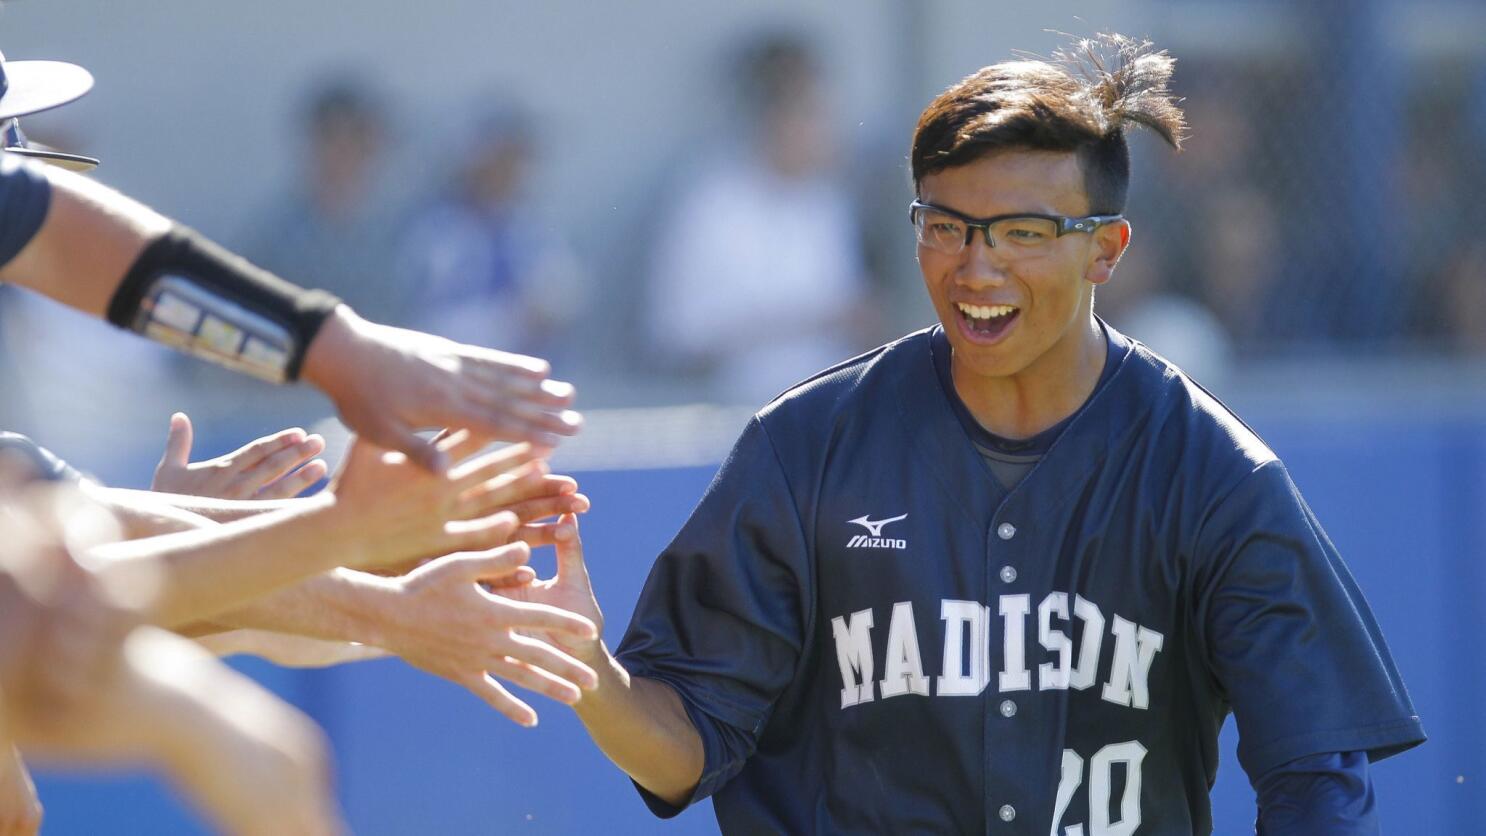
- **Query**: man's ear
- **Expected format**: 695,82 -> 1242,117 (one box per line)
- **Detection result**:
1086,220 -> 1131,286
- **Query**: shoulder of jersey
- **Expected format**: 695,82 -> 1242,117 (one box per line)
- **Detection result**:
754,328 -> 933,424
1122,334 -> 1277,472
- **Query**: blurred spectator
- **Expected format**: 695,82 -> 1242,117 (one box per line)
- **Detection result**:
641,32 -> 880,404
1426,241 -> 1486,356
1122,77 -> 1293,360
397,102 -> 587,361
1097,237 -> 1234,388
241,77 -> 407,326
1192,187 -> 1284,350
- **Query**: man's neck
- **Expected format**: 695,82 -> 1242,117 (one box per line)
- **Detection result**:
951,315 -> 1107,441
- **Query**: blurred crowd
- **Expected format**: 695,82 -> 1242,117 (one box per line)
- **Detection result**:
3,28 -> 1485,477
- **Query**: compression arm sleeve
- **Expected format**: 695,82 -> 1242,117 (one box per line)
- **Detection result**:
104,225 -> 340,383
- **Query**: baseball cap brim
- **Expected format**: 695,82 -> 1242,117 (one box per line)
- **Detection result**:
0,60 -> 94,119
4,145 -> 98,172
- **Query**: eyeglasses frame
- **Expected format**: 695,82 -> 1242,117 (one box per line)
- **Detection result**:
908,199 -> 1124,253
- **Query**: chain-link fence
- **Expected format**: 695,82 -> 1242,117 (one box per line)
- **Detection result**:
1102,1 -> 1486,368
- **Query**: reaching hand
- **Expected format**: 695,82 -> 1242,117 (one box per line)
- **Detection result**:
378,543 -> 600,726
495,514 -> 606,667
301,308 -> 582,472
327,433 -> 570,573
152,413 -> 328,500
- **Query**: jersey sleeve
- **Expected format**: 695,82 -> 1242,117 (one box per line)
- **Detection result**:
0,155 -> 52,271
1255,751 -> 1377,835
0,432 -> 83,483
1194,460 -> 1425,781
615,416 -> 812,814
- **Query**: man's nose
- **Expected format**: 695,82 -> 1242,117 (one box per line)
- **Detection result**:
957,234 -> 1009,287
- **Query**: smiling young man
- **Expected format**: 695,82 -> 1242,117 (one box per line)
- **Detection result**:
529,35 -> 1424,833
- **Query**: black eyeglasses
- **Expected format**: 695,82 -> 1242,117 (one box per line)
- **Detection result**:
909,199 -> 1122,258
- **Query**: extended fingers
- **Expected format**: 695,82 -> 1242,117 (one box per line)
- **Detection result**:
480,566 -> 537,589
485,594 -> 597,642
486,657 -> 583,706
444,512 -> 524,553
505,492 -> 590,524
237,434 -> 325,492
465,673 -> 538,727
495,632 -> 597,691
448,443 -> 545,492
225,426 -> 308,466
462,389 -> 584,440
458,467 -> 584,521
514,523 -> 561,548
160,412 -> 194,468
553,514 -> 592,586
256,459 -> 329,500
441,540 -> 530,582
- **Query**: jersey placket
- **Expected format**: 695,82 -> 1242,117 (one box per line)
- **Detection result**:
984,496 -> 1038,833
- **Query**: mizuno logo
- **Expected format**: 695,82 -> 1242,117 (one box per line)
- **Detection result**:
849,514 -> 907,536
846,514 -> 908,550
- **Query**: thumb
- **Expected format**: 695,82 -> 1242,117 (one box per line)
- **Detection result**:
161,412 -> 193,467
553,513 -> 591,585
362,419 -> 447,474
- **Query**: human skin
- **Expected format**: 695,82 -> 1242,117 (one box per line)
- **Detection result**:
915,150 -> 1128,439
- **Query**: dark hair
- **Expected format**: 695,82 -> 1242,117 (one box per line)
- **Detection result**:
735,31 -> 819,115
303,77 -> 383,135
910,33 -> 1186,214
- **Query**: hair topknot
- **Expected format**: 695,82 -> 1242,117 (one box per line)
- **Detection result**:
1053,32 -> 1186,149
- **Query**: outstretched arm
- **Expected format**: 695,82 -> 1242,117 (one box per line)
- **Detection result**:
196,629 -> 387,668
0,164 -> 581,469
87,433 -> 551,626
499,516 -> 704,803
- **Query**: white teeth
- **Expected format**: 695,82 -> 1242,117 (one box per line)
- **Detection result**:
956,302 -> 1016,320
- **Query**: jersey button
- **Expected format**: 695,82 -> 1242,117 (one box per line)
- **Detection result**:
999,699 -> 1017,718
997,522 -> 1017,540
999,565 -> 1017,584
998,804 -> 1016,822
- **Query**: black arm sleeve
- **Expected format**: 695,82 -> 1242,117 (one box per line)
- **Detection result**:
105,225 -> 340,382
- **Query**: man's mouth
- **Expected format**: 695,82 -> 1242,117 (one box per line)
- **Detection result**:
955,302 -> 1019,341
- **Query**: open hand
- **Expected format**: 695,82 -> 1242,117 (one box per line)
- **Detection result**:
495,514 -> 606,667
327,433 -> 570,572
382,543 -> 600,726
301,309 -> 582,472
153,413 -> 327,500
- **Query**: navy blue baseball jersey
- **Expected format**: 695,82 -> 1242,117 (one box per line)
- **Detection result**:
0,153 -> 51,269
616,322 -> 1423,834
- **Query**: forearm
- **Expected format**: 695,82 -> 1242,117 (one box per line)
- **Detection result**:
88,496 -> 365,627
0,166 -> 169,316
573,649 -> 704,807
86,483 -> 221,538
113,488 -> 300,524
196,630 -> 387,668
207,569 -> 399,645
